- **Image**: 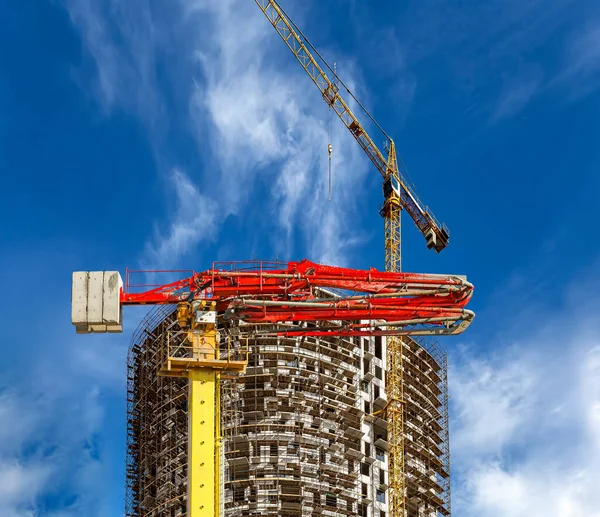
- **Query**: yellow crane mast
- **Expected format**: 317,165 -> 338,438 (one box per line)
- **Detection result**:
255,2 -> 451,516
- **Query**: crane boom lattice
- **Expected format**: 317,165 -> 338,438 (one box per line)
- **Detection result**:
254,0 -> 450,264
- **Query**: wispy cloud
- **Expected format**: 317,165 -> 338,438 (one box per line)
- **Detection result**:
451,271 -> 600,517
65,0 -> 372,267
186,0 -> 371,264
144,168 -> 218,268
557,22 -> 600,99
361,0 -> 597,122
491,69 -> 543,122
65,0 -> 161,122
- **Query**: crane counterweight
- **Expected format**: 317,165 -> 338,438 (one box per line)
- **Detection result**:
71,271 -> 122,333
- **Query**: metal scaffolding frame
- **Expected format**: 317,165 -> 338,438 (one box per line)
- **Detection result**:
221,330 -> 363,516
126,306 -> 188,516
125,308 -> 450,517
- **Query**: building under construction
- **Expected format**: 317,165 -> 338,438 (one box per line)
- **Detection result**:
125,305 -> 451,517
69,3 -> 472,515
113,2 -> 464,516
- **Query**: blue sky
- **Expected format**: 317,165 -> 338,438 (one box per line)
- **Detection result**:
1,0 -> 599,515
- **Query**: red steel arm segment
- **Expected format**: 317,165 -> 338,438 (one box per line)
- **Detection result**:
121,260 -> 474,336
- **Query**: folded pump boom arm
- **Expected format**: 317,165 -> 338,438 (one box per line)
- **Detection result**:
119,260 -> 473,337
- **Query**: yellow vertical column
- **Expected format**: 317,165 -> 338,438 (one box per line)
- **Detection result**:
187,368 -> 217,517
215,371 -> 221,516
187,307 -> 220,517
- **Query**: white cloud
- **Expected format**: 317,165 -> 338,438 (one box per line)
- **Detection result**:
451,281 -> 600,517
582,346 -> 600,449
0,392 -> 38,455
0,383 -> 107,516
0,461 -> 52,510
144,168 -> 219,267
65,0 -> 372,267
451,347 -> 540,455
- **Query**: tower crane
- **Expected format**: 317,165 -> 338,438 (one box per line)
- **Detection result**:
254,2 -> 452,516
72,261 -> 473,517
254,0 -> 449,270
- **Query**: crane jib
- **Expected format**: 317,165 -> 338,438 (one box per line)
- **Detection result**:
256,0 -> 449,254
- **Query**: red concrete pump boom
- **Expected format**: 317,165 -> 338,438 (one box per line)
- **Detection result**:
118,260 -> 473,337
72,259 -> 473,517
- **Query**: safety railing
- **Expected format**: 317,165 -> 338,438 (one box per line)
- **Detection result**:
157,331 -> 249,377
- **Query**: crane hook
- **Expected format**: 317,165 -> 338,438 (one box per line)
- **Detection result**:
328,143 -> 332,202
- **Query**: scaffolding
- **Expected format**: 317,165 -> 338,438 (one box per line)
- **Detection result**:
221,330 -> 363,516
126,306 -> 188,516
403,336 -> 450,517
126,308 -> 450,517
